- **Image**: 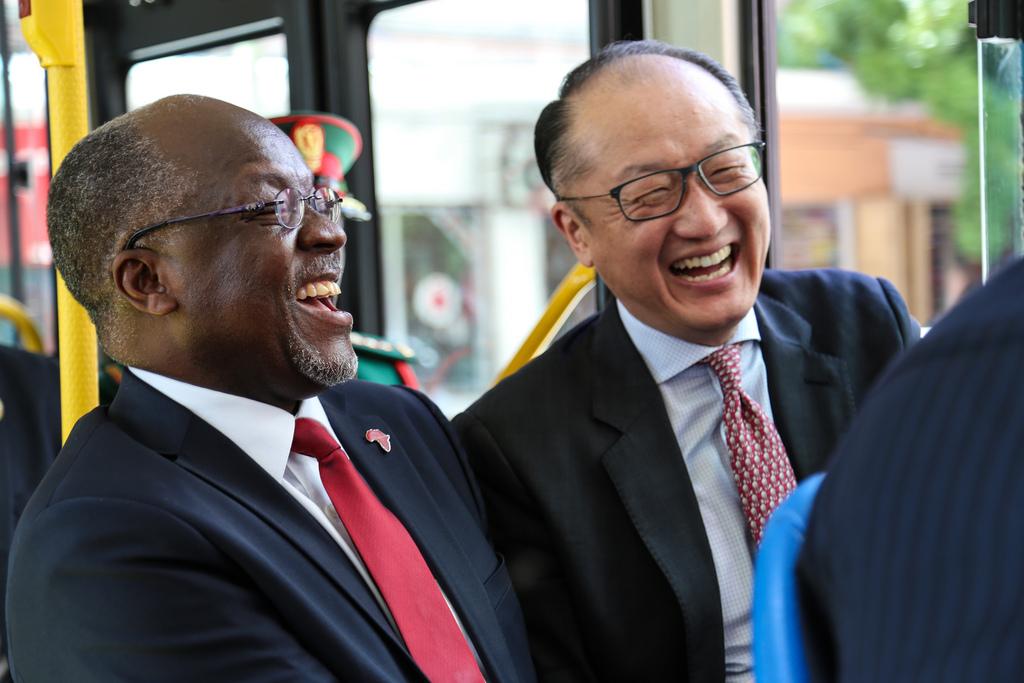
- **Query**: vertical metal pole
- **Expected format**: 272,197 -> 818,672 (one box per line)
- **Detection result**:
740,0 -> 782,269
589,0 -> 644,51
323,0 -> 383,334
588,0 -> 644,309
21,0 -> 98,440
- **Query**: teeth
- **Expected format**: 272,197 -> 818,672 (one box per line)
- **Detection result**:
675,244 -> 732,271
296,280 -> 341,300
679,261 -> 731,282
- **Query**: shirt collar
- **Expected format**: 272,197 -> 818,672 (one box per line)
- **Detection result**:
129,368 -> 333,481
617,300 -> 761,384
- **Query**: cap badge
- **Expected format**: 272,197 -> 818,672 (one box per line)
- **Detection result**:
365,428 -> 392,454
293,122 -> 325,173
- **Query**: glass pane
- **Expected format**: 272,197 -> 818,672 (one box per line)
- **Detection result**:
126,34 -> 289,116
369,0 -> 589,415
776,0 -> 979,324
977,38 -> 1023,279
4,0 -> 51,350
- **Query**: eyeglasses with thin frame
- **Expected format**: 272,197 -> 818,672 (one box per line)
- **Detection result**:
122,186 -> 344,251
557,142 -> 766,222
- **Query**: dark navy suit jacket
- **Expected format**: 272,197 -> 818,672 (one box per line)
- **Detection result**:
798,257 -> 1024,682
455,269 -> 918,683
6,371 -> 535,683
0,347 -> 59,681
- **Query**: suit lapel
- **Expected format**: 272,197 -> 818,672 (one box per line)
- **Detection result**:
590,306 -> 726,683
755,294 -> 855,478
320,390 -> 517,683
108,372 -> 408,656
584,294 -> 852,679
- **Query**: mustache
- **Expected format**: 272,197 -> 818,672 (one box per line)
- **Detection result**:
294,255 -> 344,286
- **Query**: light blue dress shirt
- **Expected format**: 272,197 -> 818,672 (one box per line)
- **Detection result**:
618,301 -> 776,683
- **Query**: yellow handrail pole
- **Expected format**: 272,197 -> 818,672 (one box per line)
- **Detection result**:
0,294 -> 44,352
495,264 -> 595,383
21,0 -> 97,440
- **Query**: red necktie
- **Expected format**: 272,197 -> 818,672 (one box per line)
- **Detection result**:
291,418 -> 485,683
702,344 -> 797,544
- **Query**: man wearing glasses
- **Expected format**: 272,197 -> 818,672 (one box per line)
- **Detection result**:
6,95 -> 536,683
454,41 -> 918,682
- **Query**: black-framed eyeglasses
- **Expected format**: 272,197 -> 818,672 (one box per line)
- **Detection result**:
557,142 -> 766,222
122,186 -> 343,251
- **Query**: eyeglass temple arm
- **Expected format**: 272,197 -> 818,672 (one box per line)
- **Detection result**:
123,202 -> 268,250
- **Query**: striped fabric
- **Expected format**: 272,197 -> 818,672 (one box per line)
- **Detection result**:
799,257 -> 1024,682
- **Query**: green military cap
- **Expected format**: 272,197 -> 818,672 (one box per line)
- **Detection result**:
270,112 -> 372,222
350,331 -> 420,389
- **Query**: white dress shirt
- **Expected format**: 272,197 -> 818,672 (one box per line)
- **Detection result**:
618,302 -> 774,683
129,368 -> 481,668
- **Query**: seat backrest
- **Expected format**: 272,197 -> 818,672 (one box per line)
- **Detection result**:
752,472 -> 825,683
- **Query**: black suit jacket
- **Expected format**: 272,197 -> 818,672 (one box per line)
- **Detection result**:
454,269 -> 918,683
0,347 -> 59,678
798,258 -> 1024,682
6,371 -> 536,683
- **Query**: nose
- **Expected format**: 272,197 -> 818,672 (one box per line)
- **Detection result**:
670,176 -> 728,240
296,210 -> 347,253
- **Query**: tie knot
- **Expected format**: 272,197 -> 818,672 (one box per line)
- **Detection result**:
702,343 -> 743,390
292,417 -> 343,462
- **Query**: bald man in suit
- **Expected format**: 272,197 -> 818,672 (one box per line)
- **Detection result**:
455,40 -> 917,682
7,95 -> 535,683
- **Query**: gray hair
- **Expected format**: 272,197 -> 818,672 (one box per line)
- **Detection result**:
534,39 -> 760,195
47,105 -> 196,345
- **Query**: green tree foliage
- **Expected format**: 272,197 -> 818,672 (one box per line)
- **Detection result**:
778,0 -> 1020,264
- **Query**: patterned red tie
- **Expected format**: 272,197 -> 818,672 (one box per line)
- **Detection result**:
702,344 -> 797,544
291,418 -> 485,683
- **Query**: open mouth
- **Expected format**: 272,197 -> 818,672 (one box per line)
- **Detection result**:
669,244 -> 735,283
296,279 -> 341,312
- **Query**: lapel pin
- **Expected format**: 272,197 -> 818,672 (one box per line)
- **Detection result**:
365,428 -> 392,454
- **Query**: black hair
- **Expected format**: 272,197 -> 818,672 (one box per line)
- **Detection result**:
534,39 -> 759,195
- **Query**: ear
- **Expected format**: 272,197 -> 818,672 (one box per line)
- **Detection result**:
551,201 -> 595,267
111,250 -> 179,316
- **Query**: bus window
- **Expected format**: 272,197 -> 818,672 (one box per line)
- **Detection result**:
368,0 -> 589,415
1,0 -> 50,350
977,36 -> 1023,279
775,0 -> 978,324
126,33 -> 289,117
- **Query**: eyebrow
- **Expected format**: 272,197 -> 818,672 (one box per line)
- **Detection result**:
616,134 -> 744,181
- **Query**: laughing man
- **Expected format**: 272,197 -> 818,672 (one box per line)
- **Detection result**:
454,40 -> 918,683
6,95 -> 535,683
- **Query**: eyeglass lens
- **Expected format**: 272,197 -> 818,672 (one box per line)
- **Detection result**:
310,187 -> 343,224
619,144 -> 763,220
274,187 -> 342,228
276,187 -> 304,228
